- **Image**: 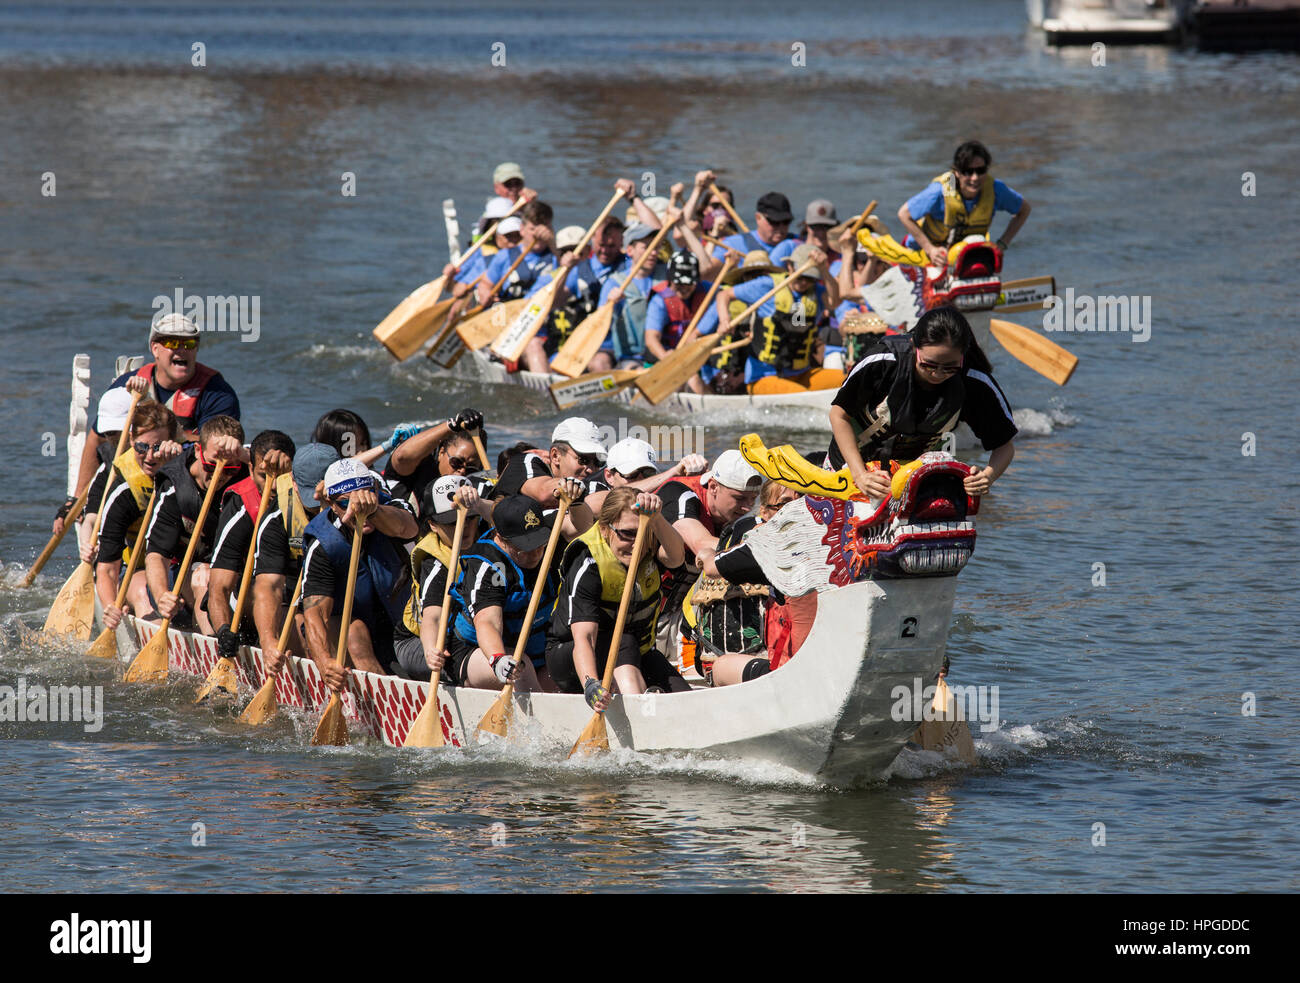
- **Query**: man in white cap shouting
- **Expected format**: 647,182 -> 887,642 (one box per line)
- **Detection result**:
584,437 -> 708,515
71,310 -> 240,516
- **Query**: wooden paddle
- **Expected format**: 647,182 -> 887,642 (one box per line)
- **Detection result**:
238,571 -> 303,726
21,481 -> 91,588
550,216 -> 680,378
475,493 -> 571,739
548,368 -> 644,410
123,452 -> 228,683
631,256 -> 736,404
403,504 -> 467,748
194,473 -> 277,702
426,247 -> 530,359
847,200 -> 878,239
472,432 -> 491,473
915,674 -> 977,765
490,188 -> 627,363
86,485 -> 159,660
709,183 -> 749,234
993,275 -> 1056,314
43,391 -> 142,641
637,255 -> 815,405
454,296 -> 529,352
374,196 -> 528,361
570,510 -> 652,757
989,318 -> 1078,385
311,519 -> 364,746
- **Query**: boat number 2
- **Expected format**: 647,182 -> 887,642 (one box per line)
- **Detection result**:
900,617 -> 918,639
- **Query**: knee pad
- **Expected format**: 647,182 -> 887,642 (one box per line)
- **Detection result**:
741,658 -> 771,682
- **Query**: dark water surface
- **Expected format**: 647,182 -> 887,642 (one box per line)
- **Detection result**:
1,1 -> 1297,892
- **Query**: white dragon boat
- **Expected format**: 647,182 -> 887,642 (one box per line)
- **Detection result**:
110,448 -> 980,787
465,349 -> 837,415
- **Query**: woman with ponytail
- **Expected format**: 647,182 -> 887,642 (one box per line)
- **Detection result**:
826,306 -> 1017,500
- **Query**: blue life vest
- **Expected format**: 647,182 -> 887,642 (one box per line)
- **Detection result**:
303,512 -> 409,629
451,535 -> 557,659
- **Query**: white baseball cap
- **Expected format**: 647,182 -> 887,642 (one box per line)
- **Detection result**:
493,162 -> 524,185
322,458 -> 376,499
606,438 -> 658,477
97,387 -> 134,433
149,311 -> 200,344
706,449 -> 762,492
498,216 -> 523,235
551,418 -> 607,459
483,196 -> 514,220
555,225 -> 585,251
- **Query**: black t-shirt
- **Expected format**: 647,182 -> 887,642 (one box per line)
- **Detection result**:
145,459 -> 235,565
84,443 -> 115,516
95,477 -> 144,566
491,451 -> 552,499
210,493 -> 255,573
828,344 -> 1018,467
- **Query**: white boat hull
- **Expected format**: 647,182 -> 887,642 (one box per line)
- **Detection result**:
465,350 -> 837,416
116,574 -> 956,786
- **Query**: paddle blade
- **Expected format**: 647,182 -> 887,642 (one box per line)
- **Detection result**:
550,303 -> 614,378
456,297 -> 528,350
915,678 -> 978,765
549,369 -> 640,410
989,318 -> 1078,385
490,280 -> 562,362
475,686 -> 514,739
42,562 -> 95,641
124,627 -> 170,683
403,688 -> 446,748
194,656 -> 240,703
569,711 -> 609,758
238,676 -> 279,726
86,627 -> 118,661
635,333 -> 718,405
311,693 -> 349,746
994,275 -> 1055,313
373,277 -> 454,361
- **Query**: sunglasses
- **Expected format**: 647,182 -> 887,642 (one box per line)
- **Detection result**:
442,453 -> 473,472
958,165 -> 989,176
566,447 -> 603,469
707,202 -> 727,211
155,337 -> 198,350
196,445 -> 241,474
917,355 -> 962,375
610,525 -> 640,543
133,440 -> 165,456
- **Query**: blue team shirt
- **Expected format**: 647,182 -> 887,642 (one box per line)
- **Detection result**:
484,245 -> 555,292
454,249 -> 489,286
710,231 -> 788,262
905,178 -> 1023,225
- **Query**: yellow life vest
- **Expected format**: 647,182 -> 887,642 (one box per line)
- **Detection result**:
112,448 -> 153,511
573,522 -> 661,655
751,274 -> 820,373
273,472 -> 311,561
918,170 -> 996,247
404,530 -> 455,636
